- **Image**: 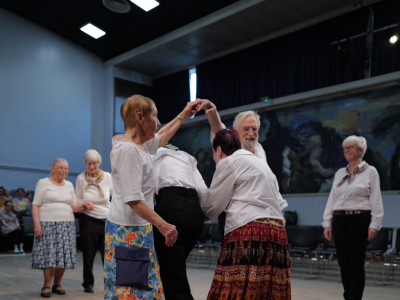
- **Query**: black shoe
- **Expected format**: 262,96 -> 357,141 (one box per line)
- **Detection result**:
52,285 -> 66,295
41,287 -> 51,298
84,287 -> 94,293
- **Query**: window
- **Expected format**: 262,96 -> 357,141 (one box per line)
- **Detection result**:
189,68 -> 197,118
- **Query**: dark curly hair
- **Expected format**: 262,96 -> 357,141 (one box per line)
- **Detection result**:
212,128 -> 241,156
16,188 -> 25,194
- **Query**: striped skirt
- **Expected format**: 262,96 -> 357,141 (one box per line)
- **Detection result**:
104,220 -> 164,300
207,218 -> 291,300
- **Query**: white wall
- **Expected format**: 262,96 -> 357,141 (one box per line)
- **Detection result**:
0,8 -> 105,189
0,8 -> 154,191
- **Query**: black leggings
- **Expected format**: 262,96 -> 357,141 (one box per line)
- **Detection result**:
10,228 -> 24,245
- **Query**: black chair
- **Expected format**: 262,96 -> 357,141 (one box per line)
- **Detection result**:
291,226 -> 318,251
384,228 -> 400,282
210,224 -> 223,244
285,225 -> 294,249
197,224 -> 210,243
365,227 -> 393,285
290,226 -> 319,276
192,223 -> 220,268
22,216 -> 35,237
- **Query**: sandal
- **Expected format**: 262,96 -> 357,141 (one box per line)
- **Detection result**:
52,285 -> 66,295
41,287 -> 51,298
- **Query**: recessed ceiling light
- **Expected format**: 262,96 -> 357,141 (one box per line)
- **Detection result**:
390,35 -> 398,44
80,23 -> 106,39
130,0 -> 159,12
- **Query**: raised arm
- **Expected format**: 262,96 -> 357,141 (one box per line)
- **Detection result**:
196,99 -> 223,134
157,100 -> 201,147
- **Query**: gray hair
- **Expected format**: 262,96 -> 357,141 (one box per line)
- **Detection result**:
233,110 -> 261,129
342,135 -> 367,158
49,158 -> 68,177
83,149 -> 102,165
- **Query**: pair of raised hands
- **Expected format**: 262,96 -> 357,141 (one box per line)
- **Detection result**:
180,99 -> 216,120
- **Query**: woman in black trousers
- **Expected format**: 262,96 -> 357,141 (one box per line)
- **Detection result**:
76,150 -> 113,293
152,145 -> 208,300
322,135 -> 384,300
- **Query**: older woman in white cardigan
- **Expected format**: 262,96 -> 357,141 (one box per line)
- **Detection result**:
322,135 -> 384,300
76,149 -> 113,293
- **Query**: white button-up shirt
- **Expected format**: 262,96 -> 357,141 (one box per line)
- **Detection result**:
200,149 -> 288,235
322,161 -> 384,230
76,171 -> 113,220
210,123 -> 267,161
153,147 -> 208,197
107,134 -> 159,226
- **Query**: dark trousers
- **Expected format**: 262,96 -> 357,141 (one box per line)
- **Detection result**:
10,228 -> 24,245
79,213 -> 105,288
332,212 -> 371,300
154,187 -> 204,300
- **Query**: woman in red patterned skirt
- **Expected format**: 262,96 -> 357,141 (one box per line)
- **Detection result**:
200,129 -> 291,300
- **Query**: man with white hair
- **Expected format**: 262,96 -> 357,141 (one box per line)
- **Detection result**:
197,99 -> 266,160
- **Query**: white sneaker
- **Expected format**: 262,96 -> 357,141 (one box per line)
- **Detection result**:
14,249 -> 19,254
19,250 -> 25,255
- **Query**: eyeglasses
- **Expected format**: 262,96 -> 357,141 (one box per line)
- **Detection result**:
343,146 -> 359,152
238,127 -> 258,133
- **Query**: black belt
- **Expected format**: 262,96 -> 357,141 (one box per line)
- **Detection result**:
157,187 -> 198,200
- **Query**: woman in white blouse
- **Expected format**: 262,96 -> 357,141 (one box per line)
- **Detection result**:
322,135 -> 384,300
76,149 -> 113,293
200,129 -> 291,300
31,158 -> 94,298
104,95 -> 201,300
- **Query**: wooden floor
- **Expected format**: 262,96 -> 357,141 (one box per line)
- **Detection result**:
0,252 -> 399,300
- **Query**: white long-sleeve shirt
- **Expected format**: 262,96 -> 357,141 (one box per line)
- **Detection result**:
153,147 -> 208,198
107,134 -> 159,226
200,149 -> 288,235
32,178 -> 77,222
75,171 -> 113,219
322,161 -> 384,230
210,123 -> 267,161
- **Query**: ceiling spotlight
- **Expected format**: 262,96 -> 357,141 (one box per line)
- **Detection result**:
80,23 -> 106,39
130,0 -> 159,12
390,35 -> 398,44
103,0 -> 131,13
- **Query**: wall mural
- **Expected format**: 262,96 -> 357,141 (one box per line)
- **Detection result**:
169,85 -> 400,193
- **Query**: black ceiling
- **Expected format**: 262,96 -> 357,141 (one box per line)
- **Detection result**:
0,0 -> 239,60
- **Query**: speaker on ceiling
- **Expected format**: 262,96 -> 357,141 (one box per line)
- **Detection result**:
103,0 -> 131,13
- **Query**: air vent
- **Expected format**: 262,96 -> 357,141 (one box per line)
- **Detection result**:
103,0 -> 131,13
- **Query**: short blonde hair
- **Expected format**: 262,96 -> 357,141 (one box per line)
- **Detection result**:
120,95 -> 155,130
83,149 -> 102,165
233,110 -> 261,129
49,158 -> 68,177
342,135 -> 367,158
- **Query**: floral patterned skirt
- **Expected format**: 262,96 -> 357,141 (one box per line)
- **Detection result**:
31,221 -> 77,269
207,218 -> 291,300
104,220 -> 164,300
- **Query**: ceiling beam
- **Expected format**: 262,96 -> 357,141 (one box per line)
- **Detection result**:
153,0 -> 383,78
103,0 -> 265,68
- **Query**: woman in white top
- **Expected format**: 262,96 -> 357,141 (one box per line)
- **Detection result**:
104,95 -> 201,300
200,129 -> 291,300
31,158 -> 94,298
76,149 -> 113,293
322,136 -> 384,300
